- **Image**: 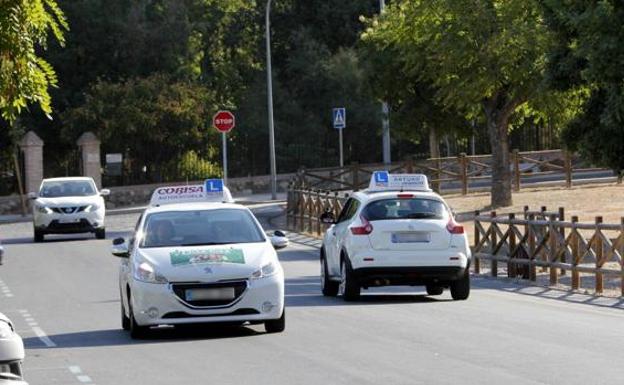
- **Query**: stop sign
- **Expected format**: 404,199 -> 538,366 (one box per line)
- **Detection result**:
213,110 -> 236,133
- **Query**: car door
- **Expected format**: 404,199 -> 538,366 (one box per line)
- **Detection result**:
326,198 -> 360,276
120,214 -> 142,308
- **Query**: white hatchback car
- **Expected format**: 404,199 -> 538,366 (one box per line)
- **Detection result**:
112,181 -> 287,338
29,177 -> 110,242
0,313 -> 27,384
320,172 -> 471,301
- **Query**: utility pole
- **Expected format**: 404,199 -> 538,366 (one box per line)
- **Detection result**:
380,0 -> 391,165
266,0 -> 277,200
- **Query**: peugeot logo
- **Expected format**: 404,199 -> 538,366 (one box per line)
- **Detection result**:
408,224 -> 415,230
203,267 -> 213,274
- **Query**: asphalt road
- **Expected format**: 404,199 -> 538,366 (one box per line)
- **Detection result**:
1,205 -> 623,385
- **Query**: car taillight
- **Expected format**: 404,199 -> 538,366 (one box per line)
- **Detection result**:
397,193 -> 413,199
350,215 -> 373,235
446,218 -> 464,234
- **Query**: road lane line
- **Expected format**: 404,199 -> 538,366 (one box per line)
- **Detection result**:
69,366 -> 82,374
77,375 -> 92,383
32,326 -> 56,347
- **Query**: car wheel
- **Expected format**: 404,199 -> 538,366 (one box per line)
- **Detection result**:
95,228 -> 106,239
426,285 -> 444,296
121,300 -> 130,331
450,270 -> 470,301
320,252 -> 339,297
264,309 -> 285,333
339,257 -> 360,301
34,229 -> 44,243
128,292 -> 149,339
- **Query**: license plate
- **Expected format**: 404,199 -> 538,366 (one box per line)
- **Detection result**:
58,217 -> 81,224
185,288 -> 235,301
391,232 -> 430,243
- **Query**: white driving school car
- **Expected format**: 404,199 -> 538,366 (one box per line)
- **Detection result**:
0,313 -> 27,385
319,172 -> 471,301
112,180 -> 287,338
29,177 -> 110,242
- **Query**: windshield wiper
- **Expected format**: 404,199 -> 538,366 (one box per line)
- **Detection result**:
179,242 -> 236,246
405,213 -> 441,219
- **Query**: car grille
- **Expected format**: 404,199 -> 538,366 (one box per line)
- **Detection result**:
51,206 -> 88,214
171,281 -> 248,308
162,309 -> 259,319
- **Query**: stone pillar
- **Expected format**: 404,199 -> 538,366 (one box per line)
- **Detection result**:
77,132 -> 102,188
18,131 -> 44,194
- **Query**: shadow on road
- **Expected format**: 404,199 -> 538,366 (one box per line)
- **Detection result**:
285,276 -> 447,307
23,324 -> 261,349
1,231 -> 131,245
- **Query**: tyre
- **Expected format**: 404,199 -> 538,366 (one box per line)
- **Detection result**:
264,309 -> 285,333
95,228 -> 106,239
426,285 -> 444,296
128,292 -> 149,339
320,251 -> 339,297
339,257 -> 360,301
121,301 -> 130,331
450,270 -> 470,300
34,229 -> 44,243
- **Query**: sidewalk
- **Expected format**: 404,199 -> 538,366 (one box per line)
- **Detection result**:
0,192 -> 287,225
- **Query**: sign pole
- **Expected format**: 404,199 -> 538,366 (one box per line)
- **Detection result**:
339,128 -> 344,167
222,132 -> 228,185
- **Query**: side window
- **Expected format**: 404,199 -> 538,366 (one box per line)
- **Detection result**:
337,199 -> 360,223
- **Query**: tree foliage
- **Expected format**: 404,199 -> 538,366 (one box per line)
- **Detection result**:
0,0 -> 68,123
364,0 -> 558,207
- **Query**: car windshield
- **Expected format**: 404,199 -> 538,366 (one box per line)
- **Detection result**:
140,208 -> 266,248
363,198 -> 447,221
39,180 -> 96,197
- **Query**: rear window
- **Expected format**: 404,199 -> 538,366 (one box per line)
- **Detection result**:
363,198 -> 447,221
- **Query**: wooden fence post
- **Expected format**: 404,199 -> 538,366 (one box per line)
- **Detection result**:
474,210 -> 481,274
513,149 -> 520,192
490,211 -> 497,277
620,218 -> 624,297
508,213 -> 517,278
434,157 -> 442,193
528,213 -> 537,281
459,153 -> 468,195
405,158 -> 414,173
559,207 -> 566,276
564,151 -> 572,188
540,206 -> 548,272
571,216 -> 580,290
595,216 -> 604,294
298,193 -> 305,233
549,214 -> 558,285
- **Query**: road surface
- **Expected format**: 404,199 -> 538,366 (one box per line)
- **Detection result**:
0,205 -> 622,385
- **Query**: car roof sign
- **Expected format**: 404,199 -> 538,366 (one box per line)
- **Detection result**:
150,179 -> 234,206
367,171 -> 432,192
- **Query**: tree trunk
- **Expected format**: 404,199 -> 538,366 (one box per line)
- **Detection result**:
428,125 -> 440,159
484,100 -> 513,208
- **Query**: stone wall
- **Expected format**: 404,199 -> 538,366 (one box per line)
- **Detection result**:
0,173 -> 296,215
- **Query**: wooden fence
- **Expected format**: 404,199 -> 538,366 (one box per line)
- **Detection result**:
286,189 -> 348,237
290,149 -> 608,193
474,206 -> 624,296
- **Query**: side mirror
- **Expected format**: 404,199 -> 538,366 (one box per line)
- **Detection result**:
319,211 -> 336,225
270,231 -> 289,250
27,192 -> 37,200
100,189 -> 111,197
111,237 -> 129,258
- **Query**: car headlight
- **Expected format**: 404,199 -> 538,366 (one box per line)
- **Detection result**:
133,259 -> 167,284
36,205 -> 52,214
0,320 -> 13,339
251,261 -> 278,279
84,204 -> 101,213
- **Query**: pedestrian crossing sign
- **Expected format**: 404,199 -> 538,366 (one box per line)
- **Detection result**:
333,108 -> 346,130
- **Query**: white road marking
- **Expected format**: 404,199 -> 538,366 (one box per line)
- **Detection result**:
77,375 -> 93,383
32,326 -> 56,347
0,279 -> 14,298
69,366 -> 82,374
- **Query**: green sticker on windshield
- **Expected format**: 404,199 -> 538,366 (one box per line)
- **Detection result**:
170,248 -> 245,266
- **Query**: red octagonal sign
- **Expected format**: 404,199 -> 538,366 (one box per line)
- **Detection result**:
213,110 -> 235,133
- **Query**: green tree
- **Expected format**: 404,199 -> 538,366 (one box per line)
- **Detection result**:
63,73 -> 220,182
0,0 -> 67,123
364,0 -> 557,207
542,1 -> 624,179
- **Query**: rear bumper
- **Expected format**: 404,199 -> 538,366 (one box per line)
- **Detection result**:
353,265 -> 468,286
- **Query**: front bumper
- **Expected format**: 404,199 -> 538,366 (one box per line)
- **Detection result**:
34,210 -> 104,234
130,272 -> 284,326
